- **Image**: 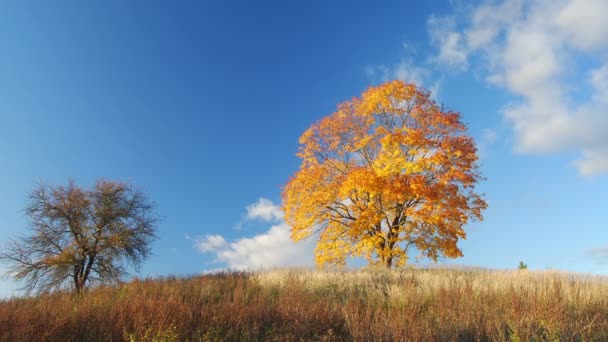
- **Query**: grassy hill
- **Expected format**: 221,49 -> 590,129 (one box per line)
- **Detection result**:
1,267 -> 607,341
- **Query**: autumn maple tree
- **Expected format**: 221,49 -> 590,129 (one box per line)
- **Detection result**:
282,80 -> 487,268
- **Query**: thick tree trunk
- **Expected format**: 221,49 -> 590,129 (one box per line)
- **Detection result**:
383,256 -> 393,268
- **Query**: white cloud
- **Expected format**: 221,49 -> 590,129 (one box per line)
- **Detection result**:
365,58 -> 442,101
574,147 -> 608,177
555,0 -> 608,51
393,59 -> 430,87
428,15 -> 469,69
366,60 -> 428,86
199,222 -> 316,270
195,198 -> 315,270
195,234 -> 227,252
465,0 -> 524,50
429,0 -> 608,176
365,38 -> 443,98
245,197 -> 284,221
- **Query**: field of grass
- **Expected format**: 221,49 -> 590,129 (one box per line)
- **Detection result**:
1,267 -> 607,341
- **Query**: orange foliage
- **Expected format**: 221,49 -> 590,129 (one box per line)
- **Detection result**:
282,80 -> 487,268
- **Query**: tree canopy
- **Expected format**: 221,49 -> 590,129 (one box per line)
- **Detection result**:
0,179 -> 158,294
282,80 -> 487,268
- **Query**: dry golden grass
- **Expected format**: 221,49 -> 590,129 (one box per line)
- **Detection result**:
1,267 -> 607,341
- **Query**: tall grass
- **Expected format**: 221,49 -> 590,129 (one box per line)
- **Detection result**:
1,267 -> 607,341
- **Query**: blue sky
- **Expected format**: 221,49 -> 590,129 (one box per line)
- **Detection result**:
1,0 -> 607,297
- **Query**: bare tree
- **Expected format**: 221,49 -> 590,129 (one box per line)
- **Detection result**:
0,179 -> 158,295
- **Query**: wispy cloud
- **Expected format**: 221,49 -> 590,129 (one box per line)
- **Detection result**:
477,128 -> 499,160
428,15 -> 469,70
587,247 -> 608,265
482,129 -> 498,145
365,46 -> 441,99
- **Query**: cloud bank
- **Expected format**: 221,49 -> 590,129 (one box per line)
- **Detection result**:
429,0 -> 608,175
195,198 -> 315,270
366,0 -> 608,176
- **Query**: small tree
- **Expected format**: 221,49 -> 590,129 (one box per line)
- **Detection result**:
518,261 -> 528,270
283,80 -> 487,268
0,179 -> 158,294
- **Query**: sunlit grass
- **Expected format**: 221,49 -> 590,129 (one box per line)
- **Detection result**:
1,267 -> 607,341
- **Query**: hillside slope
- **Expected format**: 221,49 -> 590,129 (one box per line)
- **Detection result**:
1,267 -> 607,341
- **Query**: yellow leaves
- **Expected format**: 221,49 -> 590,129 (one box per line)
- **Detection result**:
291,225 -> 313,241
358,80 -> 417,117
353,134 -> 372,151
282,80 -> 487,269
298,128 -> 315,145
